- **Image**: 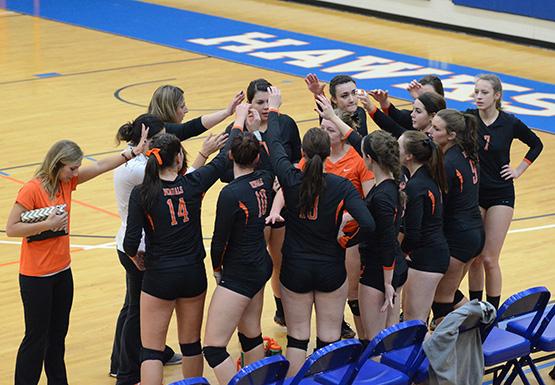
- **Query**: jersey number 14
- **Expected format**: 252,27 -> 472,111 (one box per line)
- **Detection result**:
167,198 -> 189,225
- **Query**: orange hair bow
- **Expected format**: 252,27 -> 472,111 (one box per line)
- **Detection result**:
146,148 -> 163,166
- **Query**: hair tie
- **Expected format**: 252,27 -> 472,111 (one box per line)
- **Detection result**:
423,137 -> 436,149
146,148 -> 163,166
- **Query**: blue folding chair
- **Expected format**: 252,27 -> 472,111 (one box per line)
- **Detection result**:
314,320 -> 428,385
381,300 -> 493,383
169,377 -> 210,385
504,302 -> 555,385
229,355 -> 290,385
482,286 -> 550,385
283,339 -> 362,385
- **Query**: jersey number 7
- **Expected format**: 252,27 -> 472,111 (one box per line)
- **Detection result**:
167,198 -> 189,225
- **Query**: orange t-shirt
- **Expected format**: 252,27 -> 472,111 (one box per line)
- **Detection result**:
15,176 -> 78,276
297,146 -> 374,197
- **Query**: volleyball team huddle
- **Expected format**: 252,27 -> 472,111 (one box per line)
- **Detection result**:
6,72 -> 543,385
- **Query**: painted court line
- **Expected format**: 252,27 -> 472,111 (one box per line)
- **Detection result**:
5,0 -> 555,133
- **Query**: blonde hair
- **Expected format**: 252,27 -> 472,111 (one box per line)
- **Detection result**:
476,73 -> 503,110
148,85 -> 184,123
35,140 -> 83,199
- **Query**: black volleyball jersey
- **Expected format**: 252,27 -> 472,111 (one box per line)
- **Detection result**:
466,109 -> 543,191
220,114 -> 301,183
443,145 -> 482,233
124,128 -> 241,269
211,170 -> 274,272
401,166 -> 447,254
360,179 -> 406,275
266,111 -> 375,263
385,103 -> 413,131
165,116 -> 207,141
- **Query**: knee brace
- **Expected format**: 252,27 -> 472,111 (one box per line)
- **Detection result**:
202,346 -> 230,368
238,332 -> 263,353
140,347 -> 165,363
316,337 -> 340,350
348,299 -> 360,316
286,335 -> 309,351
453,289 -> 465,306
180,341 -> 202,357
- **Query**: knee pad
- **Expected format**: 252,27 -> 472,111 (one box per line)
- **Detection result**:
202,346 -> 230,368
316,337 -> 340,350
287,335 -> 309,351
238,332 -> 263,353
180,341 -> 202,357
140,347 -> 165,363
453,289 -> 465,305
348,299 -> 360,316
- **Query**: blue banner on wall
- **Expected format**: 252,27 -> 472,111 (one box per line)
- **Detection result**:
5,0 -> 555,134
453,0 -> 555,23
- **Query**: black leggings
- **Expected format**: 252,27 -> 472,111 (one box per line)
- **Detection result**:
15,268 -> 73,385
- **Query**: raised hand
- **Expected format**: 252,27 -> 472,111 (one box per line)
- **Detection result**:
201,132 -> 229,156
407,80 -> 423,99
369,89 -> 390,107
226,90 -> 246,116
267,87 -> 282,110
314,94 -> 337,121
246,109 -> 261,132
304,73 -> 325,96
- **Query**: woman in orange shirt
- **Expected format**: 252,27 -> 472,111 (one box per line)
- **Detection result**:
6,131 -> 148,385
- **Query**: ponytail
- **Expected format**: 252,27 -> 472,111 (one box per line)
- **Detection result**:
462,114 -> 479,163
428,141 -> 448,194
140,133 -> 182,213
362,131 -> 406,206
116,113 -> 165,146
436,109 -> 479,164
299,128 -> 330,217
402,131 -> 447,194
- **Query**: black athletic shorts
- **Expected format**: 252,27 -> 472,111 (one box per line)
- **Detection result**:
220,256 -> 273,298
479,185 -> 515,209
446,227 -> 485,263
280,258 -> 346,293
407,246 -> 450,274
360,267 -> 408,293
142,263 -> 207,300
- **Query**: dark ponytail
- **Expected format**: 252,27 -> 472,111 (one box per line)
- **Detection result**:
231,132 -> 260,167
116,113 -> 165,146
362,131 -> 406,206
299,128 -> 330,217
141,133 -> 182,213
436,109 -> 479,164
402,131 -> 447,194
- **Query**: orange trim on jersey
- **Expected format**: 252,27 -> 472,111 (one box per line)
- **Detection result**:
342,128 -> 353,141
383,260 -> 396,271
523,158 -> 532,165
146,213 -> 155,230
427,190 -> 436,216
260,141 -> 270,155
335,199 -> 345,224
368,105 -> 377,119
239,201 -> 249,224
214,242 -> 228,272
455,169 -> 464,193
268,108 -> 279,113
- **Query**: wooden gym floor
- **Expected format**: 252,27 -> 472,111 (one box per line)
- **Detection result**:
0,1 -> 553,383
